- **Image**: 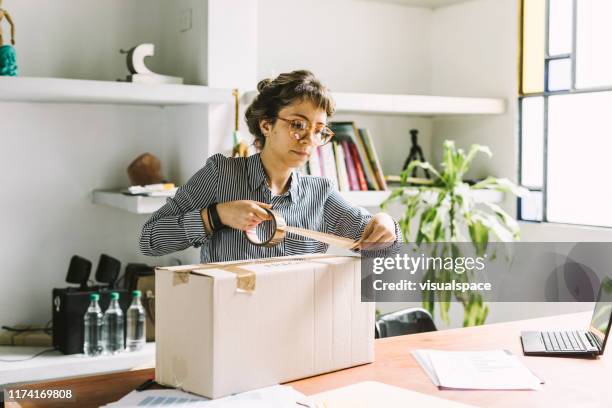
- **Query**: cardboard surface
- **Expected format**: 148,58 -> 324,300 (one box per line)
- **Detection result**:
155,254 -> 374,398
0,325 -> 52,347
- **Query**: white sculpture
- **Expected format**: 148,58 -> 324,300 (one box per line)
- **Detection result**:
120,43 -> 183,84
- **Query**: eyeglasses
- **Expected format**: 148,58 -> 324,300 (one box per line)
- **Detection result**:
276,117 -> 334,146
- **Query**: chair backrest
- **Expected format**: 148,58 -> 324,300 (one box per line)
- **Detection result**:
375,307 -> 436,338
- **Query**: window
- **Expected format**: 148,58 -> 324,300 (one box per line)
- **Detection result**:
519,0 -> 612,227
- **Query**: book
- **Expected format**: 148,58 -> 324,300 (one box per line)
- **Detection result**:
351,124 -> 380,190
331,122 -> 377,190
358,128 -> 387,190
348,142 -> 368,191
320,143 -> 339,189
308,147 -> 322,177
340,140 -> 359,190
333,141 -> 350,191
317,146 -> 326,177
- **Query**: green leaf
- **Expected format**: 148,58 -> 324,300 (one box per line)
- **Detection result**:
468,220 -> 489,256
473,211 -> 515,242
441,141 -> 458,186
459,144 -> 492,177
422,268 -> 435,316
472,177 -> 528,197
401,161 -> 442,182
396,141 -> 522,327
482,202 -> 521,240
477,304 -> 490,326
380,187 -> 404,210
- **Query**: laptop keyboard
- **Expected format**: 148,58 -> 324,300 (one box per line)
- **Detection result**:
541,330 -> 589,351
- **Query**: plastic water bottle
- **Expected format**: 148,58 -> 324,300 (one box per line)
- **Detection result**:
102,292 -> 124,354
83,293 -> 104,356
126,290 -> 146,351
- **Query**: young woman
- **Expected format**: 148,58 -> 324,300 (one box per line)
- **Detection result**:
140,70 -> 401,262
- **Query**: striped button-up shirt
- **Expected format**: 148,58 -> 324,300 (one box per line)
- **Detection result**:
139,153 -> 401,262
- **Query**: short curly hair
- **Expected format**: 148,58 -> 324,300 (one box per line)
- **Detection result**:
245,70 -> 335,149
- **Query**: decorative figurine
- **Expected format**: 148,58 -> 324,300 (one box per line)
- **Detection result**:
127,153 -> 166,186
231,89 -> 250,158
0,0 -> 17,76
119,43 -> 183,84
402,129 -> 431,179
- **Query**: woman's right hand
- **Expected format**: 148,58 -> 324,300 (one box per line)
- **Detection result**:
216,200 -> 272,231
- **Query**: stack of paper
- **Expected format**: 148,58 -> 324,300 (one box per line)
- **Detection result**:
101,385 -> 307,407
412,349 -> 543,390
307,381 -> 477,407
125,183 -> 177,197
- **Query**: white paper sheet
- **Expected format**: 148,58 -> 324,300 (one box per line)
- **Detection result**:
412,349 -> 441,386
307,381 -> 477,407
101,389 -> 207,407
412,349 -> 543,391
101,385 -> 306,407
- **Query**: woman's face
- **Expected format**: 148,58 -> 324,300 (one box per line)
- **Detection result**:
260,99 -> 328,169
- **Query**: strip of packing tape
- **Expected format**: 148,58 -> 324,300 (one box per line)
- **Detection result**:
170,254 -> 349,293
243,209 -> 358,249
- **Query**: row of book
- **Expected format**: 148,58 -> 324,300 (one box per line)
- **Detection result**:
302,122 -> 387,191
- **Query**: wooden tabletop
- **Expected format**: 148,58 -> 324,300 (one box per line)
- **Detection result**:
4,311 -> 610,408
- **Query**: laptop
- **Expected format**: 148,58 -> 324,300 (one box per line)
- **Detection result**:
521,276 -> 612,357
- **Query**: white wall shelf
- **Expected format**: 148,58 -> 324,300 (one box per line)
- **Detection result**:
331,92 -> 505,116
0,77 -> 233,106
93,190 -> 169,214
0,343 -> 155,385
362,0 -> 475,9
93,188 -> 503,214
243,90 -> 505,116
340,190 -> 394,207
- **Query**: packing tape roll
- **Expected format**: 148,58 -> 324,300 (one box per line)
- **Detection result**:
243,209 -> 358,249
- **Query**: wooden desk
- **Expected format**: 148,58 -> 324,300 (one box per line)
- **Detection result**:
4,312 -> 610,408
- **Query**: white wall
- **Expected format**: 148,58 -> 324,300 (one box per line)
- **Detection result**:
8,0 -> 165,81
430,0 -> 612,243
257,0 -> 435,177
258,0 -> 432,95
3,0 -> 607,329
158,0 -> 208,85
8,0 -> 213,85
430,0 -> 518,191
0,103 -> 184,326
0,0 -> 209,326
419,0 -> 600,328
0,0 -> 260,327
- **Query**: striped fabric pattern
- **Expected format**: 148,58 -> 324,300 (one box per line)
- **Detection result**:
139,153 -> 401,263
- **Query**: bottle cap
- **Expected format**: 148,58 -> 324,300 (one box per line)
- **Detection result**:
90,293 -> 100,301
110,292 -> 119,300
132,290 -> 142,298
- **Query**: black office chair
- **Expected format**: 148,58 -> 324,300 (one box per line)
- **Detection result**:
375,307 -> 437,339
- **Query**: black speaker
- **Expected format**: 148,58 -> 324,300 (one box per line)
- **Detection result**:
95,254 -> 121,288
65,256 -> 92,290
52,254 -> 128,355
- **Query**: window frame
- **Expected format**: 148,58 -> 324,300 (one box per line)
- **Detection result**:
518,0 -> 612,227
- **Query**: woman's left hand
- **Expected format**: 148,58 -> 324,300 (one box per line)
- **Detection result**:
355,213 -> 397,250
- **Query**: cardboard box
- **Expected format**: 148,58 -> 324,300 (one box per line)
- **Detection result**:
155,254 -> 374,398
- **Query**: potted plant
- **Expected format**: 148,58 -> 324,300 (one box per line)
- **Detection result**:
381,141 -> 527,327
